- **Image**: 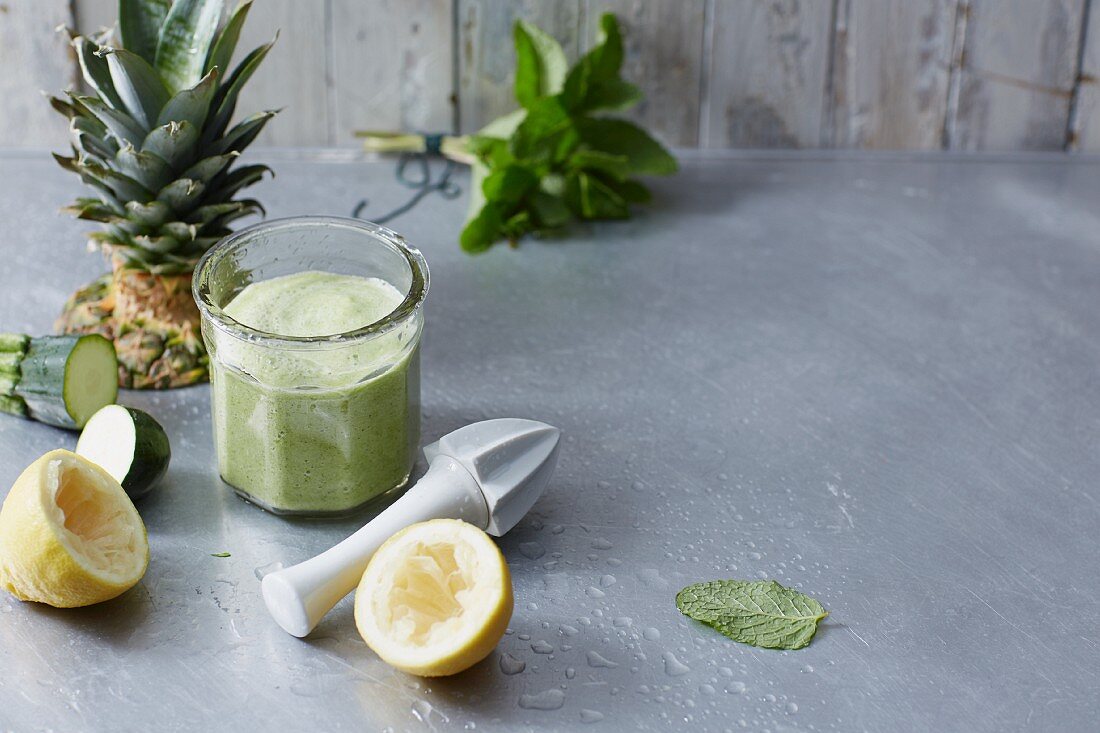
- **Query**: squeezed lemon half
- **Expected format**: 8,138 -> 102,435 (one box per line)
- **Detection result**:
354,519 -> 513,676
0,449 -> 149,607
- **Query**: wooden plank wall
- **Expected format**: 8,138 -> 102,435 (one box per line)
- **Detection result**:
2,0 -> 1098,151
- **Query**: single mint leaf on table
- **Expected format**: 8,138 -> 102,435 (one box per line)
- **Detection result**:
676,580 -> 828,650
210,552 -> 231,558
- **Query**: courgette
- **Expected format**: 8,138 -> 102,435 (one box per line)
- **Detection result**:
0,333 -> 118,429
76,405 -> 171,500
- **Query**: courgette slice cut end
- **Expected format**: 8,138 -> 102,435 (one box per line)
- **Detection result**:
63,335 -> 119,429
76,405 -> 171,500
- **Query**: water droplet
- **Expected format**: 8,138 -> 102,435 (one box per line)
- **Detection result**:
612,616 -> 632,627
599,574 -> 617,588
643,627 -> 661,641
410,700 -> 433,723
580,709 -> 605,724
591,537 -> 613,550
519,689 -> 565,711
499,653 -> 526,675
637,568 -> 668,588
586,586 -> 605,598
518,633 -> 531,641
519,542 -> 545,560
718,666 -> 733,677
700,684 -> 716,695
253,561 -> 284,581
531,641 -> 554,654
565,667 -> 576,679
631,480 -> 645,491
801,664 -> 814,674
730,681 -> 746,694
586,651 -> 618,668
560,624 -> 579,637
551,525 -> 564,534
662,652 -> 690,676
786,702 -> 798,714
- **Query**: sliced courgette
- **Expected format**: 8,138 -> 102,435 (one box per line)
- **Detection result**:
76,405 -> 171,500
0,333 -> 118,429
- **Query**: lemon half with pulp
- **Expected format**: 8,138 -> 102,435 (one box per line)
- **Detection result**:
0,449 -> 149,607
354,518 -> 513,676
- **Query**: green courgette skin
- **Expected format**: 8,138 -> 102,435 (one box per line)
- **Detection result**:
16,336 -> 85,428
121,407 -> 171,500
0,334 -> 118,430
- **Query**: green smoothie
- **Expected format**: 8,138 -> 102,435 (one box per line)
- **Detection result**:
210,271 -> 420,515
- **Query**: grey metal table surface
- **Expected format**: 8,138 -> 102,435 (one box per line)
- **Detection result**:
0,149 -> 1098,732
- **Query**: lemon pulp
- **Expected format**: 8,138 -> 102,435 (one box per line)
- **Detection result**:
355,519 -> 513,676
0,449 -> 148,607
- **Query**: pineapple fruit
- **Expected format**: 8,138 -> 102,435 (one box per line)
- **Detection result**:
51,0 -> 276,389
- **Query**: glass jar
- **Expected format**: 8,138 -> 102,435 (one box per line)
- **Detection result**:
193,216 -> 428,516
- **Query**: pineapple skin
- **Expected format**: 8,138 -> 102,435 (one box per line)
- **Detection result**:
55,266 -> 208,390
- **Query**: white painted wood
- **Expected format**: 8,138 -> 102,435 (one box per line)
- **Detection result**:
1070,0 -> 1099,151
234,0 -> 333,146
456,0 -> 583,133
705,0 -> 833,148
0,0 -> 77,148
586,0 -> 707,147
830,0 -> 957,149
953,0 -> 1083,150
330,0 -> 454,142
73,0 -> 118,36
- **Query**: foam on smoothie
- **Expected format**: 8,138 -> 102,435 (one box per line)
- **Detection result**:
224,270 -> 403,338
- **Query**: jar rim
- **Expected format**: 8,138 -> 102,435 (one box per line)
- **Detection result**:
192,216 -> 429,348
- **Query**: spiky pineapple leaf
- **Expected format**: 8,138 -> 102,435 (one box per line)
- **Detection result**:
73,37 -> 126,111
142,120 -> 199,168
115,145 -> 173,191
71,120 -> 117,160
205,164 -> 270,200
104,49 -> 170,129
205,0 -> 253,75
156,178 -> 205,213
205,199 -> 262,229
155,0 -> 224,94
156,69 -> 217,129
133,234 -> 182,253
211,110 -> 276,154
181,153 -> 238,185
159,222 -> 199,242
73,95 -> 146,146
206,34 -> 277,141
66,199 -> 124,223
75,158 -> 156,203
50,95 -> 83,120
119,0 -> 171,63
125,200 -> 172,227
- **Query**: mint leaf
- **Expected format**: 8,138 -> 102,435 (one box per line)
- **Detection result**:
514,20 -> 568,108
483,164 -> 538,204
562,13 -> 624,110
210,552 -> 231,558
566,171 -> 629,220
676,580 -> 828,650
576,118 -> 678,176
461,202 -> 505,253
579,79 -> 643,113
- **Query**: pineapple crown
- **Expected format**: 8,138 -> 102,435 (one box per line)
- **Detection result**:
51,0 -> 277,275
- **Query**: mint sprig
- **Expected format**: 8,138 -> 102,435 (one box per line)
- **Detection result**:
460,13 -> 677,253
676,580 -> 828,650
